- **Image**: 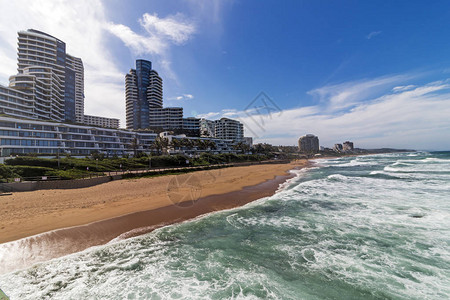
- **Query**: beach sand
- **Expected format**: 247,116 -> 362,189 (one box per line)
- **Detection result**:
0,160 -> 310,274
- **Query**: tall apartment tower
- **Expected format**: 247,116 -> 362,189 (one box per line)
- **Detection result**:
8,29 -> 83,122
66,54 -> 84,123
125,59 -> 163,129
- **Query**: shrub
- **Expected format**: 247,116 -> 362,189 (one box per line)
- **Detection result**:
0,164 -> 20,182
11,166 -> 54,178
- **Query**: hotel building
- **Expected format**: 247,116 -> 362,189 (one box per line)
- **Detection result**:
0,116 -> 237,159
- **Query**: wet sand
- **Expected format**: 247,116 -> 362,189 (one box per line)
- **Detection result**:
0,161 -> 310,274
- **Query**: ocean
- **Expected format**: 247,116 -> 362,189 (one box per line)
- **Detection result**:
0,151 -> 449,299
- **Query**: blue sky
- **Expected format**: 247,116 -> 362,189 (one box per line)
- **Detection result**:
1,0 -> 450,149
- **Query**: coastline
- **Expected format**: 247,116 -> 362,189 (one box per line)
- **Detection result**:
0,160 -> 310,274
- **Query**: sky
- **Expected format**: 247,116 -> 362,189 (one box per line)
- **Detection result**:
0,0 -> 450,150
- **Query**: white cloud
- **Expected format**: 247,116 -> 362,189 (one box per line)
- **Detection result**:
140,13 -> 195,44
308,74 -> 417,112
168,94 -> 194,101
392,85 -> 416,92
367,31 -> 382,39
201,78 -> 450,150
196,112 -> 220,119
106,23 -> 167,55
107,12 -> 196,80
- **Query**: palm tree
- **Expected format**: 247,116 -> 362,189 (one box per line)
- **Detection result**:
170,138 -> 182,151
129,138 -> 139,157
205,140 -> 216,150
181,138 -> 193,150
152,137 -> 169,155
195,139 -> 208,150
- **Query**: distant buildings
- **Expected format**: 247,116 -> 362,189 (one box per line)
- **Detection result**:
333,141 -> 354,152
343,141 -> 354,151
124,59 -> 247,142
298,134 -> 319,153
333,143 -> 343,152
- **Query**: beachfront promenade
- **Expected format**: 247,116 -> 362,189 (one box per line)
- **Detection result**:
0,160 -> 291,193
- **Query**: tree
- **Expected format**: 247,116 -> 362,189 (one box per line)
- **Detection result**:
152,137 -> 169,155
170,138 -> 182,151
129,137 -> 139,157
233,142 -> 250,154
181,138 -> 193,150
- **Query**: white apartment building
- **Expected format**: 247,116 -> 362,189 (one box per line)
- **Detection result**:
83,115 -> 120,129
214,117 -> 244,141
200,118 -> 215,137
0,116 -> 238,158
0,116 -> 155,158
149,107 -> 183,129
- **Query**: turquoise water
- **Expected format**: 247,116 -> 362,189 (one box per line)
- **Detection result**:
1,152 -> 449,299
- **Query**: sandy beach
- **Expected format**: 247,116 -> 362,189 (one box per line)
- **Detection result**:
0,161 -> 309,274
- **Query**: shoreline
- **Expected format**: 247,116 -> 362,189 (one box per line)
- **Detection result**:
0,160 -> 311,274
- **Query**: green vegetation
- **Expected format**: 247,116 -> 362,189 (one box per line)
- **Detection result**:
0,152 -> 271,181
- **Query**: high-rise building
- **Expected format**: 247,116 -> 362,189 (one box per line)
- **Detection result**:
66,54 -> 84,123
298,134 -> 319,153
10,29 -> 84,122
0,29 -> 122,129
148,70 -> 163,108
125,59 -> 163,129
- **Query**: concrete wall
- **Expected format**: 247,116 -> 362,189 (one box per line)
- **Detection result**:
0,175 -> 122,192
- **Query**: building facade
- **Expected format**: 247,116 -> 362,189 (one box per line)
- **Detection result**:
125,60 -> 163,129
83,115 -> 120,129
200,118 -> 215,137
333,143 -> 343,152
298,134 -> 319,153
214,118 -> 244,141
0,116 -> 238,158
343,141 -> 354,151
182,117 -> 200,131
149,107 -> 183,129
0,85 -> 35,119
0,29 -> 87,124
66,54 -> 84,123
